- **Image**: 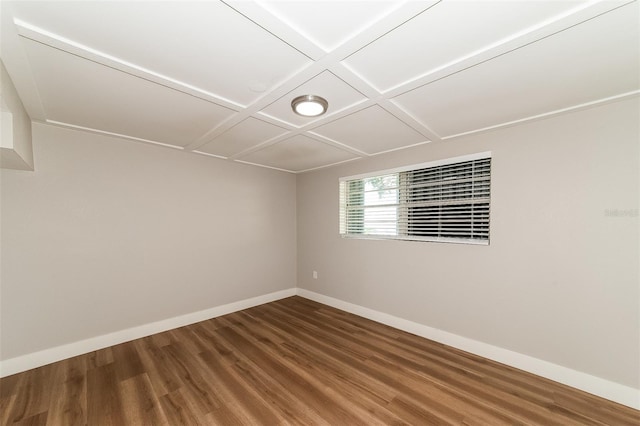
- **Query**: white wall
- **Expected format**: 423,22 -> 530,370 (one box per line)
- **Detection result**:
297,98 -> 639,390
0,122 -> 296,361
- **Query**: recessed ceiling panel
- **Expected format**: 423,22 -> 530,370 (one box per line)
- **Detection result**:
259,71 -> 367,127
238,135 -> 358,172
23,39 -> 234,147
312,105 -> 427,154
9,1 -> 311,106
392,2 -> 640,137
257,0 -> 401,51
344,0 -> 589,92
198,118 -> 290,158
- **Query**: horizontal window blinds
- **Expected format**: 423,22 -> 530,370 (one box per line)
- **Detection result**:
339,154 -> 491,244
340,174 -> 398,236
401,158 -> 490,241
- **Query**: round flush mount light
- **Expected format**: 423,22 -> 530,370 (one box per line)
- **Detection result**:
291,95 -> 328,117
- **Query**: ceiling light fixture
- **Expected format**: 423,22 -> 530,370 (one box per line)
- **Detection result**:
291,95 -> 328,117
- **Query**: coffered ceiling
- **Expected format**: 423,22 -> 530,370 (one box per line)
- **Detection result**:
1,0 -> 638,173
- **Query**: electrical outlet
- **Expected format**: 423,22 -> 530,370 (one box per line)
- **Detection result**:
312,271 -> 318,279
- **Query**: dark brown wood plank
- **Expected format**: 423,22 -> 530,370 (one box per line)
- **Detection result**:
118,373 -> 169,425
216,325 -> 368,425
111,341 -> 145,382
86,346 -> 114,370
257,303 -> 524,423
86,363 -> 127,426
4,366 -> 53,424
133,336 -> 182,397
1,296 -> 638,425
45,355 -> 87,426
160,342 -> 223,416
159,387 -> 204,425
11,411 -> 48,426
197,350 -> 285,425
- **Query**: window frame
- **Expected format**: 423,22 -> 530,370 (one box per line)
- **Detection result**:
339,152 -> 492,245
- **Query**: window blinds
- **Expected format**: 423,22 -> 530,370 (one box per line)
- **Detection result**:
339,153 -> 491,244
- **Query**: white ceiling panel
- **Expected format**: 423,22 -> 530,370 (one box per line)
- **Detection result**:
238,135 -> 358,172
312,105 -> 427,154
8,0 -> 311,106
198,118 -> 289,158
256,0 -> 402,51
392,2 -> 640,137
259,71 -> 367,127
23,39 -> 234,147
343,0 -> 589,92
1,0 -> 637,173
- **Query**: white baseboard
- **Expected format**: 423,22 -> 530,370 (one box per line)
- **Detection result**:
0,288 -> 297,378
296,288 -> 640,410
3,286 -> 638,410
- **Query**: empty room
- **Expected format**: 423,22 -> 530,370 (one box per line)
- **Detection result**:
1,0 -> 638,424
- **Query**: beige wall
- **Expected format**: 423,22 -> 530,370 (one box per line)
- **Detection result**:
1,98 -> 638,392
0,122 -> 296,360
297,98 -> 639,389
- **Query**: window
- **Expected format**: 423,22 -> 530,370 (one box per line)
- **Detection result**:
339,152 -> 491,244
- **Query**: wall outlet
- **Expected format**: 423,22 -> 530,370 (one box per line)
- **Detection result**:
312,270 -> 318,279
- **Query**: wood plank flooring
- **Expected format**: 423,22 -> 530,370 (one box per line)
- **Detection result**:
1,296 -> 638,425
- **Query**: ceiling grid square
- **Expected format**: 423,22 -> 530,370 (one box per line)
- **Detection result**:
198,117 -> 290,158
237,134 -> 359,172
21,38 -> 236,148
311,105 -> 428,155
259,70 -> 368,127
341,0 -> 593,93
391,2 -> 640,137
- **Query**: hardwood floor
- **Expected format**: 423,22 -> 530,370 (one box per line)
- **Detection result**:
1,296 -> 638,425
